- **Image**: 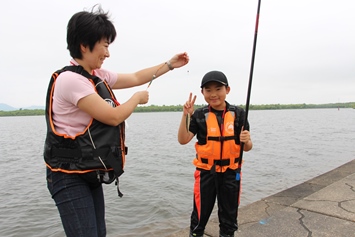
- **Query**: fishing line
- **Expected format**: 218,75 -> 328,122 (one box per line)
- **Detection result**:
146,62 -> 168,90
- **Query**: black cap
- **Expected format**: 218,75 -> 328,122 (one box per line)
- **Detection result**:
200,70 -> 228,88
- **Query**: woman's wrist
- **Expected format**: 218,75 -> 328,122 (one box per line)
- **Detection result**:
165,61 -> 174,70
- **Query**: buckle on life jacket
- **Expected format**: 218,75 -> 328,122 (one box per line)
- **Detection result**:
96,170 -> 116,184
207,135 -> 236,142
201,157 -> 240,166
124,146 -> 128,155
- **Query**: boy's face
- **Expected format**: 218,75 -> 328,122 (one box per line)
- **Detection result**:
201,81 -> 230,110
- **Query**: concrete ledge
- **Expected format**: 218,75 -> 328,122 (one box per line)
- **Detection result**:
168,159 -> 355,237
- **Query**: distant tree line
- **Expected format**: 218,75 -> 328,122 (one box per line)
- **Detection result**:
0,109 -> 45,117
0,102 -> 354,117
134,102 -> 355,112
247,102 -> 355,110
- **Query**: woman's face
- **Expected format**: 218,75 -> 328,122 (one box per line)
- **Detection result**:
83,38 -> 110,71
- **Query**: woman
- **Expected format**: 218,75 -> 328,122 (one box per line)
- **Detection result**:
44,6 -> 189,237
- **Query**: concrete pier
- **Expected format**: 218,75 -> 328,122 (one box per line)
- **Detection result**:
168,159 -> 355,237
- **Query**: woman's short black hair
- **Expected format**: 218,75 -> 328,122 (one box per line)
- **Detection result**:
66,5 -> 116,59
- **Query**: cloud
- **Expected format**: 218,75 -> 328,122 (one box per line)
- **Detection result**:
0,0 -> 354,107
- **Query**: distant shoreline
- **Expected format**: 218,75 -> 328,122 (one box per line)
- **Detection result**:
0,102 -> 354,117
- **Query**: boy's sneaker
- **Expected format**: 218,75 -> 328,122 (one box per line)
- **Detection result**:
219,231 -> 234,237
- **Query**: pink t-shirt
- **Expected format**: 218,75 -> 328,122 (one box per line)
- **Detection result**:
52,59 -> 118,137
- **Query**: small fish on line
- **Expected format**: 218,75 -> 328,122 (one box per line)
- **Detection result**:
186,113 -> 191,132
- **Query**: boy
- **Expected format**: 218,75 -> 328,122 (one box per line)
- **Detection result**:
178,70 -> 253,237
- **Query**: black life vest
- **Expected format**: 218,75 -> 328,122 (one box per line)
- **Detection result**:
43,66 -> 126,182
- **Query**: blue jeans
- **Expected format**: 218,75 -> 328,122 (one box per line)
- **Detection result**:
47,168 -> 106,237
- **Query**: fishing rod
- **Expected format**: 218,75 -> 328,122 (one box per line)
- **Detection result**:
238,0 -> 261,175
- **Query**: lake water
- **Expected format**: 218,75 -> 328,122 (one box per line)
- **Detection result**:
0,109 -> 354,237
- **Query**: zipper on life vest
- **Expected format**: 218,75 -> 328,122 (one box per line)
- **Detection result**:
209,106 -> 226,173
219,108 -> 226,172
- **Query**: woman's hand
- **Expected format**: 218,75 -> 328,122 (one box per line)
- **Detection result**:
169,52 -> 189,69
133,90 -> 149,105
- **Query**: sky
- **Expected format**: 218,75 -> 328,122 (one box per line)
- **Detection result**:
1,0 -> 354,108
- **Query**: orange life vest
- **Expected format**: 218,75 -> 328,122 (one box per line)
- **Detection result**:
194,110 -> 241,172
